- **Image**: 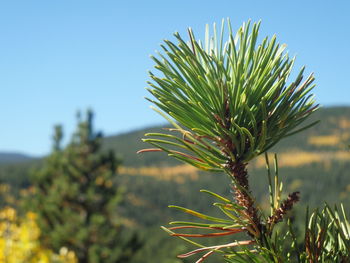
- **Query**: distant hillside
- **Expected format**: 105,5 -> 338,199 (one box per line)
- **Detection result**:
1,105 -> 349,187
2,106 -> 349,168
103,106 -> 350,167
102,125 -> 180,167
0,152 -> 35,164
0,106 -> 349,263
272,106 -> 350,152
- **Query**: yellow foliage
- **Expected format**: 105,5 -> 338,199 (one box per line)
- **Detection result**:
120,150 -> 350,180
253,151 -> 350,168
339,118 -> 350,129
0,207 -> 77,263
119,164 -> 199,183
308,135 -> 341,146
95,176 -> 105,185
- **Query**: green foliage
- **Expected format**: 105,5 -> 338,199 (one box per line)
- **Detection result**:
161,154 -> 350,262
162,190 -> 257,262
294,204 -> 350,262
28,110 -> 142,263
140,18 -> 350,263
143,19 -> 318,171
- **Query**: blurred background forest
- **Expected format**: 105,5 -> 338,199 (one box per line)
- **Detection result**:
0,106 -> 349,262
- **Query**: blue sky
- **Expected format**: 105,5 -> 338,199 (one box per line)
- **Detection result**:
1,0 -> 349,156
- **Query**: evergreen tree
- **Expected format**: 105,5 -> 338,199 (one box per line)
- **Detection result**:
141,18 -> 350,262
29,110 -> 142,263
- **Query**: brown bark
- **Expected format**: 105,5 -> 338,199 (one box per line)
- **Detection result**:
227,161 -> 261,236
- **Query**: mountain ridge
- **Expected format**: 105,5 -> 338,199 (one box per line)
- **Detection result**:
0,152 -> 36,164
1,106 -> 349,166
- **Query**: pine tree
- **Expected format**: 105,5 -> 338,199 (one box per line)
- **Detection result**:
29,110 -> 142,263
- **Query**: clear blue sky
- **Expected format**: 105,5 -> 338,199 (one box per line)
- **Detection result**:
1,0 -> 349,156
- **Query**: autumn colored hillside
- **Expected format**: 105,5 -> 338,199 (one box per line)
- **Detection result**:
106,106 -> 350,178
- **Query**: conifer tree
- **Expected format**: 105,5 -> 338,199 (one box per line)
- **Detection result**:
141,18 -> 350,262
29,110 -> 142,263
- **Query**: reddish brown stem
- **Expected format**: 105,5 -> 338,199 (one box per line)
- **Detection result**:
226,160 -> 261,237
